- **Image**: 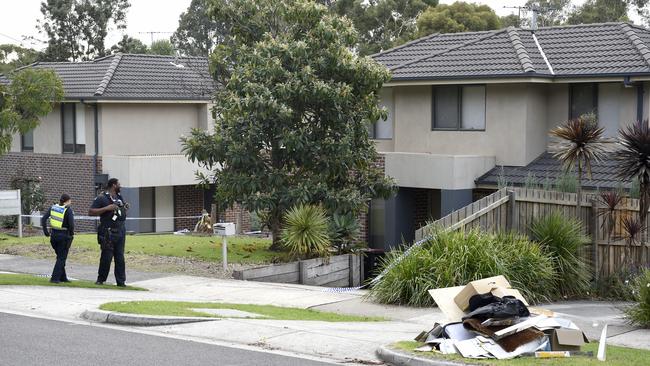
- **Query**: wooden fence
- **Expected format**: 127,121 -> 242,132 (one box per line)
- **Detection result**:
414,187 -> 649,277
233,253 -> 363,287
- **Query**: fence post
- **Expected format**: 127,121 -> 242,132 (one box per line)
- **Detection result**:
590,199 -> 599,279
506,189 -> 517,232
17,189 -> 22,238
299,260 -> 308,285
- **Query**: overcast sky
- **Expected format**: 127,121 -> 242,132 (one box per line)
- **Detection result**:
0,0 -> 633,51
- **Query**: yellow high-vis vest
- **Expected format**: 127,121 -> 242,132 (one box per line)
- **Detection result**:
49,204 -> 67,230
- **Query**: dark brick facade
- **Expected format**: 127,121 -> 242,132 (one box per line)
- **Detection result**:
223,203 -> 251,233
413,188 -> 431,230
173,185 -> 205,231
0,152 -> 100,232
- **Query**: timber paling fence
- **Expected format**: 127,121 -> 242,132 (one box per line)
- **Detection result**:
414,187 -> 649,277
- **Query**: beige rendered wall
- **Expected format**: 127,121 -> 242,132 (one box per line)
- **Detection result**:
33,105 -> 62,154
525,85 -> 548,163
99,103 -> 203,156
391,84 -> 529,166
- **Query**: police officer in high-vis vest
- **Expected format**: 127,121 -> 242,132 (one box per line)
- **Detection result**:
41,194 -> 75,283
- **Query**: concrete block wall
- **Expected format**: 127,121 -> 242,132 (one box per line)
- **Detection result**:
0,152 -> 99,232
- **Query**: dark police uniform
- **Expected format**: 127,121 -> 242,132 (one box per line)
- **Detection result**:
41,204 -> 74,283
91,192 -> 127,285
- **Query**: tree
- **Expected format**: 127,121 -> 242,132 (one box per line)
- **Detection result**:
0,69 -> 64,155
549,113 -> 611,213
39,0 -> 130,61
172,0 -> 225,56
183,0 -> 396,249
328,0 -> 438,56
149,39 -> 175,55
566,0 -> 648,24
522,0 -> 570,27
500,14 -> 521,28
107,35 -> 148,54
0,45 -> 41,75
416,2 -> 501,37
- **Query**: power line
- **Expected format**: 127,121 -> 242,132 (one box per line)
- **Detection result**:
0,32 -> 24,45
137,31 -> 174,45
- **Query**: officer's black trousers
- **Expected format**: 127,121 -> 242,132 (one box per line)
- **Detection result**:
97,225 -> 126,285
50,230 -> 71,282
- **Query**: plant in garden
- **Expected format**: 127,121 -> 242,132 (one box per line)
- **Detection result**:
597,190 -> 623,275
549,113 -> 611,210
330,212 -> 361,254
530,212 -> 591,299
620,216 -> 647,268
523,172 -> 539,190
10,171 -> 46,216
369,229 -> 555,307
625,268 -> 650,327
182,0 -> 395,250
554,172 -> 578,193
281,205 -> 331,260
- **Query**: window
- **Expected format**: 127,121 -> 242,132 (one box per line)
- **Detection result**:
21,130 -> 34,152
432,85 -> 486,130
570,83 -> 597,119
61,103 -> 85,154
370,88 -> 394,139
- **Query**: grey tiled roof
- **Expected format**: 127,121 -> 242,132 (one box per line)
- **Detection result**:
0,54 -> 214,100
476,152 -> 627,190
373,22 -> 650,81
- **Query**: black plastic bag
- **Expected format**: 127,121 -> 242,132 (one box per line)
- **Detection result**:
462,295 -> 529,321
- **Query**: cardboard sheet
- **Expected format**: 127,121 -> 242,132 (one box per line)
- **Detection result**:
428,286 -> 466,322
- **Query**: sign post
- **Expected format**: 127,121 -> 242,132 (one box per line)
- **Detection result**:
0,190 -> 22,238
214,222 -> 236,272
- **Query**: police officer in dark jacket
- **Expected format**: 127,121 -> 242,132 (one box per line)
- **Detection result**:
41,194 -> 74,283
89,178 -> 129,286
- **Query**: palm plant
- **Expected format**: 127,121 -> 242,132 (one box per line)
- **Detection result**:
280,204 -> 331,260
597,191 -> 623,276
549,113 -> 611,212
620,216 -> 646,269
615,120 -> 650,263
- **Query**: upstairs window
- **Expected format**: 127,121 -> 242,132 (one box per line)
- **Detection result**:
370,88 -> 394,139
21,130 -> 34,152
570,83 -> 597,119
61,103 -> 85,154
432,85 -> 486,131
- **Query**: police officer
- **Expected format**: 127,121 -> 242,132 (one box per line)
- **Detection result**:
41,194 -> 74,283
89,178 -> 129,287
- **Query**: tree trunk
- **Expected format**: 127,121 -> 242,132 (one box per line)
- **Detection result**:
576,166 -> 582,219
268,213 -> 283,251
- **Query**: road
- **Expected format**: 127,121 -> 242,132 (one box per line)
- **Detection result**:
0,312 -> 338,366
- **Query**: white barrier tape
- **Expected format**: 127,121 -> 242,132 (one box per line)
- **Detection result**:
21,214 -> 202,221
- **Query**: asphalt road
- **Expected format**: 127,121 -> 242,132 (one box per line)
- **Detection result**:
0,312 -> 337,366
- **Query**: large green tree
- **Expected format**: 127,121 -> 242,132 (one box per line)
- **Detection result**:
107,35 -> 148,54
327,0 -> 438,55
172,0 -> 225,56
416,2 -> 501,37
566,0 -> 648,24
183,0 -> 395,248
39,0 -> 130,61
522,0 -> 571,27
149,39 -> 175,55
0,69 -> 64,155
0,45 -> 41,75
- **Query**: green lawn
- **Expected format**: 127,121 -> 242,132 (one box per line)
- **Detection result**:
0,233 -> 276,264
100,300 -> 386,322
394,341 -> 650,366
0,273 -> 146,291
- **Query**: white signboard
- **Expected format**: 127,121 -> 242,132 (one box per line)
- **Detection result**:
0,190 -> 21,216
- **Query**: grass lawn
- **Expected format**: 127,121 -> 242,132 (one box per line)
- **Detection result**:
393,341 -> 650,366
100,300 -> 386,322
0,273 -> 146,291
0,233 -> 276,264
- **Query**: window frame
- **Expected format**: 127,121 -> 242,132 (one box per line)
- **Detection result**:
21,130 -> 34,152
61,103 -> 85,154
431,84 -> 487,131
569,83 -> 598,120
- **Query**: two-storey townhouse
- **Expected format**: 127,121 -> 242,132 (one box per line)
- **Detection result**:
368,22 -> 650,250
0,53 -> 246,233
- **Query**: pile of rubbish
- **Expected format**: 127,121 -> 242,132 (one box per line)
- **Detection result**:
415,276 -> 602,360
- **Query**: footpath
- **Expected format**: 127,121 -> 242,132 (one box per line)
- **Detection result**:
0,254 -> 648,365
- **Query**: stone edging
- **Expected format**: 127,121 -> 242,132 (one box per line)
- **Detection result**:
81,309 -> 218,326
376,345 -> 471,366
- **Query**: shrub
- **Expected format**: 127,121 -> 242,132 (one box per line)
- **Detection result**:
280,205 -> 331,260
555,172 -> 578,193
369,229 -> 555,307
625,269 -> 650,327
330,213 -> 361,253
596,268 -> 637,301
530,212 -> 591,299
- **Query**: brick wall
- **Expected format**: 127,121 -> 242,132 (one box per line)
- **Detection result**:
0,152 -> 100,232
173,185 -> 205,231
357,154 -> 386,244
223,203 -> 251,233
413,189 -> 431,230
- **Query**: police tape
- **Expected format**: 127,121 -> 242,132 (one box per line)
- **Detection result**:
20,214 -> 203,221
324,235 -> 431,293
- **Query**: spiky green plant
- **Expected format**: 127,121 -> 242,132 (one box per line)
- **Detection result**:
524,172 -> 540,190
330,212 -> 360,254
368,229 -> 555,307
555,172 -> 578,193
549,113 -> 612,210
620,216 -> 646,268
625,269 -> 650,327
280,205 -> 331,260
530,212 -> 591,299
